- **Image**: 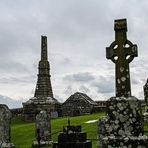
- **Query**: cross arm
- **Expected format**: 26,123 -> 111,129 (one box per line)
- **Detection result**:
106,41 -> 118,63
124,40 -> 138,63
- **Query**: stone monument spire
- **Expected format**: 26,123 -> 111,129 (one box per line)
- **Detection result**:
34,36 -> 53,98
23,36 -> 60,121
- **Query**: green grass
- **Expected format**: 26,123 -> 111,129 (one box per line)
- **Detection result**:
11,112 -> 105,148
144,121 -> 148,136
11,113 -> 148,148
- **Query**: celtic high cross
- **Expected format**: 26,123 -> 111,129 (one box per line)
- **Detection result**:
106,19 -> 138,97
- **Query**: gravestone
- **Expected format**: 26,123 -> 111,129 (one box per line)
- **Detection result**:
98,19 -> 148,147
52,120 -> 92,148
32,110 -> 52,147
0,104 -> 15,148
144,79 -> 148,121
50,111 -> 58,119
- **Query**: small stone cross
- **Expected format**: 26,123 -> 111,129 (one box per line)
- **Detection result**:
106,19 -> 138,97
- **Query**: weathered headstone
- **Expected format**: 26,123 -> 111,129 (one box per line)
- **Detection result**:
0,104 -> 15,148
144,79 -> 148,121
32,110 -> 52,147
52,120 -> 92,148
98,19 -> 148,147
144,79 -> 148,106
50,111 -> 58,119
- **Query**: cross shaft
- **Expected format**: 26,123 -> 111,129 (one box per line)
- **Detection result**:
106,19 -> 138,97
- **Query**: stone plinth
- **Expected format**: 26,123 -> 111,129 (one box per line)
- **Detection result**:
23,97 -> 61,121
98,96 -> 148,147
32,141 -> 52,148
101,136 -> 148,148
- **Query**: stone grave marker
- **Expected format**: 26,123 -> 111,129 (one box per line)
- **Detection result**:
50,111 -> 58,119
0,104 -> 15,148
52,119 -> 92,148
98,19 -> 148,148
32,110 -> 52,147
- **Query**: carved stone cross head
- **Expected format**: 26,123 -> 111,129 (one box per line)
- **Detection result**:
106,19 -> 138,97
106,19 -> 138,64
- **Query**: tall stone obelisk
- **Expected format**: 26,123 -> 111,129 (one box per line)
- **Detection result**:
34,36 -> 53,98
23,36 -> 60,121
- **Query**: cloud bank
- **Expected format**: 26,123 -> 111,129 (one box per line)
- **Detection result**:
0,0 -> 148,106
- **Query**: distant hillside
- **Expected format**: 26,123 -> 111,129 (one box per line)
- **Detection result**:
0,94 -> 22,109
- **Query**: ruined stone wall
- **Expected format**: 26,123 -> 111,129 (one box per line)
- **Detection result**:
23,101 -> 61,121
62,100 -> 94,116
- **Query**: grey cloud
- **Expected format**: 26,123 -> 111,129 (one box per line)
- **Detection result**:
64,72 -> 95,82
131,77 -> 139,85
79,85 -> 90,94
54,95 -> 63,103
91,75 -> 114,94
0,0 -> 148,101
0,60 -> 30,74
64,85 -> 73,95
0,75 -> 35,84
64,85 -> 90,98
61,57 -> 72,65
0,94 -> 22,109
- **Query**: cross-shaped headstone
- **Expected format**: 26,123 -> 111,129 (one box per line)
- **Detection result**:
106,19 -> 138,97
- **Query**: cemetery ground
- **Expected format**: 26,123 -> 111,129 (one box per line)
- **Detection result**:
11,112 -> 148,148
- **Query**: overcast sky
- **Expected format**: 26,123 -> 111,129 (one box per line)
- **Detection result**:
0,0 -> 148,103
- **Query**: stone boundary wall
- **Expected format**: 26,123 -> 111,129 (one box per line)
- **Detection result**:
10,104 -> 107,117
10,108 -> 23,117
91,106 -> 106,113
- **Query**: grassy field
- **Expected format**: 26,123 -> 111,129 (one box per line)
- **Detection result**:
11,112 -> 105,148
11,112 -> 148,148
